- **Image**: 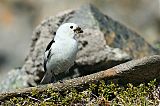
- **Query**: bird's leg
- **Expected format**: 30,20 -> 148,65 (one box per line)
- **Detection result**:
51,72 -> 57,83
51,65 -> 63,83
52,74 -> 63,83
57,65 -> 65,83
57,65 -> 62,72
65,68 -> 70,75
65,61 -> 77,75
59,80 -> 63,83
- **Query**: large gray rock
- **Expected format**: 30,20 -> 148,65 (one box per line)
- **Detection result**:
0,4 -> 159,91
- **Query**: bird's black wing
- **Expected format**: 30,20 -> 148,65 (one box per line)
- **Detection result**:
45,39 -> 55,51
44,39 -> 55,71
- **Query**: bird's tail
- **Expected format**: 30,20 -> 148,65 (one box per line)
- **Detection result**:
40,72 -> 52,84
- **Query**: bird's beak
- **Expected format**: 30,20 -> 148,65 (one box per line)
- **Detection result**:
74,27 -> 83,34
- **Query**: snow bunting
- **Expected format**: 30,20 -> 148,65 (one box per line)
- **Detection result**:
40,23 -> 83,84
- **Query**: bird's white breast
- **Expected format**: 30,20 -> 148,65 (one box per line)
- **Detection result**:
47,39 -> 78,75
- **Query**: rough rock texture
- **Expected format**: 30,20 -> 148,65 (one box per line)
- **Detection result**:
0,4 -> 159,92
114,55 -> 160,84
0,69 -> 28,92
66,5 -> 159,57
0,55 -> 160,99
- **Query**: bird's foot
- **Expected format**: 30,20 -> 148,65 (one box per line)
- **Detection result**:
59,80 -> 64,83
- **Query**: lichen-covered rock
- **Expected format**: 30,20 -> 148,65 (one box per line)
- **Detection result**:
0,69 -> 28,92
0,4 -> 159,91
67,4 -> 159,58
75,29 -> 130,74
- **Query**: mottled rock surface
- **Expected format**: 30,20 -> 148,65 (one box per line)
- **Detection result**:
0,69 -> 28,92
114,55 -> 160,84
0,4 -> 159,92
0,55 -> 160,99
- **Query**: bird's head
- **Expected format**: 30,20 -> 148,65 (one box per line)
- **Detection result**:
55,23 -> 83,40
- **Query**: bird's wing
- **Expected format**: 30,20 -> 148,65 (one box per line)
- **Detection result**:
44,39 -> 55,71
45,39 -> 55,51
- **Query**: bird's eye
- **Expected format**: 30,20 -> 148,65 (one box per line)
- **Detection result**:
70,26 -> 73,29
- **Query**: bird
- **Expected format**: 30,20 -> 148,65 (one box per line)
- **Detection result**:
40,23 -> 83,84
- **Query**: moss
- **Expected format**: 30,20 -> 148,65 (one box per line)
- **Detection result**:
0,79 -> 159,105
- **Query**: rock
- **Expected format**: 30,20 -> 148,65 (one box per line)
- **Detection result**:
0,69 -> 28,92
1,55 -> 160,99
113,55 -> 160,84
75,29 -> 131,75
67,4 -> 159,58
0,4 -> 159,91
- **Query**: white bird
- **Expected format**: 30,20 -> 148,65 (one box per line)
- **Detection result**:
40,23 -> 83,84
